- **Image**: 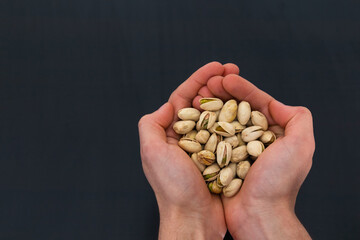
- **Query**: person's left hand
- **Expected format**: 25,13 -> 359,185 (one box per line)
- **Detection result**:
138,62 -> 239,239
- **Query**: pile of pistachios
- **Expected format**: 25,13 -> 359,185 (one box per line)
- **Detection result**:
173,98 -> 276,197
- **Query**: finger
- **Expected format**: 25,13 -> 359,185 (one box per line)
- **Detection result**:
198,86 -> 215,98
222,74 -> 275,124
223,63 -> 240,76
207,76 -> 233,100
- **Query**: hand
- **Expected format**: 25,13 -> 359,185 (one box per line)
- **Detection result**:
138,62 -> 239,240
206,73 -> 315,239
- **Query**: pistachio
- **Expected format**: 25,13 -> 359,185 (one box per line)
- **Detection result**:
214,122 -> 235,137
251,111 -> 268,130
223,178 -> 243,197
246,118 -> 253,126
208,122 -> 218,134
231,121 -> 246,133
178,138 -> 202,153
247,140 -> 265,157
203,163 -> 220,181
195,130 -> 210,144
173,120 -> 196,134
208,180 -> 222,194
231,145 -> 248,163
184,130 -> 197,140
219,100 -> 238,122
237,160 -> 251,179
237,101 -> 251,125
236,133 -> 246,146
241,126 -> 264,142
215,110 -> 221,121
217,167 -> 234,187
224,135 -> 239,148
197,150 -> 216,166
197,111 -> 216,130
177,108 -> 201,121
204,133 -> 218,153
199,98 -> 224,111
191,153 -> 206,172
217,141 -> 232,168
228,162 -> 237,178
260,130 -> 276,145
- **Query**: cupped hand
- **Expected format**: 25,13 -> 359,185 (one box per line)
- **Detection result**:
138,62 -> 239,239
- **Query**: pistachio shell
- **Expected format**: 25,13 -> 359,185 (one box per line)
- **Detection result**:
197,111 -> 217,130
214,122 -> 236,137
260,130 -> 276,145
217,141 -> 232,168
219,100 -> 238,122
178,138 -> 202,153
217,167 -> 234,187
224,135 -> 239,148
251,111 -> 268,130
223,178 -> 243,197
236,133 -> 246,146
247,140 -> 265,157
199,98 -> 224,111
231,145 -> 248,163
246,118 -> 253,126
237,160 -> 251,179
173,120 -> 196,134
184,130 -> 197,140
197,150 -> 216,166
203,163 -> 220,181
191,153 -> 206,172
208,122 -> 219,134
195,130 -> 210,144
231,121 -> 246,133
238,101 -> 251,125
204,133 -> 218,153
228,162 -> 237,178
177,108 -> 201,121
208,180 -> 222,194
241,126 -> 264,142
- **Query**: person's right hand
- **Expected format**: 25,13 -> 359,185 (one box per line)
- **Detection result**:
206,73 -> 315,239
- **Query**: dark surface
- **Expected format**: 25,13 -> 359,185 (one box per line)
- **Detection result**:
1,0 -> 359,239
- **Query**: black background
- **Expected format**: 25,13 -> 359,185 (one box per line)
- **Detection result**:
1,0 -> 359,239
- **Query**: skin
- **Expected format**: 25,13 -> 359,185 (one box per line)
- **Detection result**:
138,62 -> 315,240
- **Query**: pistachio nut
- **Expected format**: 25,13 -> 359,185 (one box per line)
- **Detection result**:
251,111 -> 268,130
177,108 -> 201,121
208,180 -> 222,194
173,120 -> 196,135
178,138 -> 202,153
260,130 -> 276,145
231,145 -> 248,163
191,153 -> 206,172
247,140 -> 265,157
241,126 -> 264,142
223,178 -> 243,197
197,150 -> 216,166
217,141 -> 232,167
214,122 -> 235,137
184,130 -> 197,140
208,122 -> 218,134
215,110 -> 221,121
224,135 -> 239,148
269,125 -> 285,138
237,160 -> 251,179
231,121 -> 246,133
217,134 -> 223,143
217,167 -> 235,187
237,101 -> 251,125
228,162 -> 237,178
204,133 -> 218,153
203,163 -> 220,181
199,98 -> 224,111
197,111 -> 216,130
195,130 -> 210,144
236,133 -> 246,146
219,99 -> 238,123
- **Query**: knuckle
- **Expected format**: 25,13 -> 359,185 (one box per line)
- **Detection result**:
296,106 -> 313,119
138,114 -> 151,129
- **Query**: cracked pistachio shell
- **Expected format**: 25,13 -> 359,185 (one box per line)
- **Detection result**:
224,135 -> 239,148
214,122 -> 236,137
215,110 -> 221,121
228,162 -> 237,178
197,150 -> 216,166
217,141 -> 232,168
223,178 -> 243,197
177,108 -> 201,121
195,130 -> 210,144
217,167 -> 235,187
260,130 -> 276,145
269,125 -> 284,138
208,122 -> 218,134
231,121 -> 246,133
208,180 -> 222,194
236,133 -> 246,146
204,133 -> 218,153
197,111 -> 216,131
173,120 -> 196,135
199,98 -> 224,111
237,101 -> 251,125
219,99 -> 238,122
237,160 -> 251,179
241,126 -> 264,142
178,138 -> 202,153
191,153 -> 206,172
247,140 -> 265,157
231,145 -> 248,163
184,130 -> 197,140
203,164 -> 220,181
251,111 -> 268,130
